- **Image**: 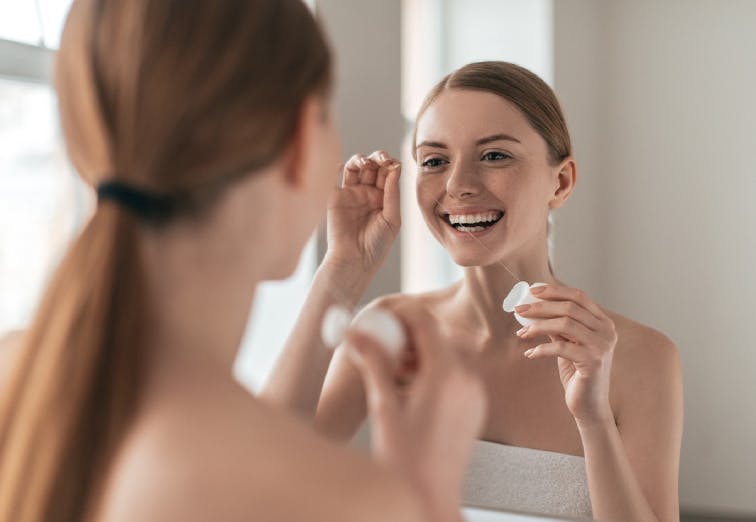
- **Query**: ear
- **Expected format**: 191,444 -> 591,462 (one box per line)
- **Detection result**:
549,157 -> 577,210
281,96 -> 321,189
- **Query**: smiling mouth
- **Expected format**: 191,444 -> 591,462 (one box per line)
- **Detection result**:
442,210 -> 505,233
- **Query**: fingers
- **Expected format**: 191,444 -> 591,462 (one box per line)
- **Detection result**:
343,154 -> 362,186
382,162 -> 401,228
345,330 -> 399,419
360,157 -> 380,185
518,316 -> 601,346
530,284 -> 606,320
343,151 -> 401,188
524,340 -> 591,364
515,298 -> 602,332
369,150 -> 397,190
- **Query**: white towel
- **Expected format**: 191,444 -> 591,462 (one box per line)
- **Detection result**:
463,440 -> 593,519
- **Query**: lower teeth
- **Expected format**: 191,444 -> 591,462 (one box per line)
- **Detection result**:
457,225 -> 486,232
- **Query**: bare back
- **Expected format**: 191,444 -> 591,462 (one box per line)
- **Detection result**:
98,378 -> 422,522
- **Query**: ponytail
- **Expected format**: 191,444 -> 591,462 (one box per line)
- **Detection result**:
0,204 -> 145,521
0,0 -> 333,518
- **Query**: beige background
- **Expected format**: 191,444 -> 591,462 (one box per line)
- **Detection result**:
315,0 -> 756,517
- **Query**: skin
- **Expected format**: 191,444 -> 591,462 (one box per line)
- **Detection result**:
96,95 -> 484,522
7,2 -> 488,520
0,331 -> 23,397
266,89 -> 683,521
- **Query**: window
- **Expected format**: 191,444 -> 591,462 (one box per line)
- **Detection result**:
0,77 -> 90,334
0,0 -> 74,49
0,1 -> 319,394
0,0 -> 83,336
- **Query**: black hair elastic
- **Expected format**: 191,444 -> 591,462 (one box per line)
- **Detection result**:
96,181 -> 176,224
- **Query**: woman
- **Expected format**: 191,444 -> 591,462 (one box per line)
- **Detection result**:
0,1 -> 487,521
265,62 -> 683,521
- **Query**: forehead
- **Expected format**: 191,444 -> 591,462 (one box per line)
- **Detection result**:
416,88 -> 536,146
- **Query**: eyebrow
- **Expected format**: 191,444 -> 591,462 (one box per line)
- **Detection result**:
416,133 -> 521,150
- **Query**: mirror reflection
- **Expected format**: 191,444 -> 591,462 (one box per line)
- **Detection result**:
0,1 -> 754,521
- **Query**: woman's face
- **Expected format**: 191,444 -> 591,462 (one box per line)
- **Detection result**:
414,88 -> 564,267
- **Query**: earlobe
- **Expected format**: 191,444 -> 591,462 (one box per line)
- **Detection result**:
550,157 -> 577,208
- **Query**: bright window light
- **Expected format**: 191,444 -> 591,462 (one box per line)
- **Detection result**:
0,77 -> 91,335
0,0 -> 73,49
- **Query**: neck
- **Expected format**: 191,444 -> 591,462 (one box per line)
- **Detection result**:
458,247 -> 561,340
139,222 -> 265,391
146,231 -> 260,377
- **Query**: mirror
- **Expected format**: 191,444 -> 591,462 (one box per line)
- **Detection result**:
276,1 -> 754,520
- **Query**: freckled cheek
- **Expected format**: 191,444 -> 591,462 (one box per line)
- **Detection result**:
415,177 -> 445,224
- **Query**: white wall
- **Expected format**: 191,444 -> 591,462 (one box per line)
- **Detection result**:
554,0 -> 756,515
317,0 -> 404,305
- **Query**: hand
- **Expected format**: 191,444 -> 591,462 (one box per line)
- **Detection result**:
324,150 -> 401,275
515,285 -> 618,427
344,307 -> 486,521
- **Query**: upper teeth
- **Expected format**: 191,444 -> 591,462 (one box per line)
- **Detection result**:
448,211 -> 502,225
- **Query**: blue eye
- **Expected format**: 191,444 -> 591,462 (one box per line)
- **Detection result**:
421,157 -> 447,168
482,151 -> 512,161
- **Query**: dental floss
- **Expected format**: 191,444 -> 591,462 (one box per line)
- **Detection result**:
320,163 -> 542,354
319,165 -> 409,356
435,198 -> 550,324
502,282 -> 547,327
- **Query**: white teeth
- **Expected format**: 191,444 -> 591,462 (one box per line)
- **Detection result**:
456,225 -> 486,232
447,211 -> 503,225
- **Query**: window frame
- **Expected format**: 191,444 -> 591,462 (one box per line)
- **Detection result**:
0,38 -> 55,85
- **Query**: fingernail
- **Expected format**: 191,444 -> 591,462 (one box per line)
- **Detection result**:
515,304 -> 531,314
378,152 -> 389,162
516,326 -> 530,336
524,348 -> 535,358
530,285 -> 546,295
358,157 -> 368,166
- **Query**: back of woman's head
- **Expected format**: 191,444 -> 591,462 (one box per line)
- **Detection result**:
0,1 -> 331,520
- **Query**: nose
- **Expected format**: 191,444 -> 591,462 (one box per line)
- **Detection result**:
445,160 -> 482,199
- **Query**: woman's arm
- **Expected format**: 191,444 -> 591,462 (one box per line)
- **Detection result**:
516,286 -> 682,522
259,150 -> 402,418
258,261 -> 372,416
580,332 -> 682,522
313,316 -> 369,439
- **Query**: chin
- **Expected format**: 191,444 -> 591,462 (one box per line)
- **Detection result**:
449,250 -> 502,268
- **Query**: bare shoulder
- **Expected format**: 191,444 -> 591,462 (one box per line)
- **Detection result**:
603,309 -> 682,417
100,383 -> 420,522
365,284 -> 458,327
606,310 -> 680,371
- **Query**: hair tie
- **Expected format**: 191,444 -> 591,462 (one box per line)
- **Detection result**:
96,181 -> 176,223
